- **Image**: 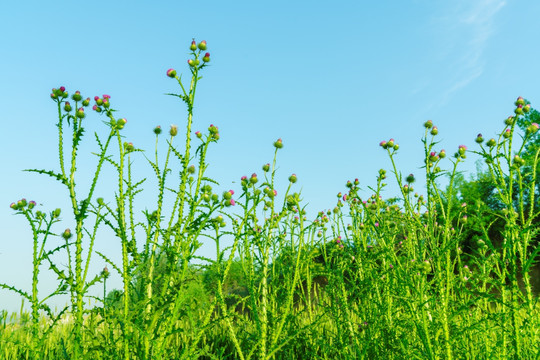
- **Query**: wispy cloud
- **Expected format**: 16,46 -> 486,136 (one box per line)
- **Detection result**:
438,0 -> 506,104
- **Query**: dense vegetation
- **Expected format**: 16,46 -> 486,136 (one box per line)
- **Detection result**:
1,40 -> 539,359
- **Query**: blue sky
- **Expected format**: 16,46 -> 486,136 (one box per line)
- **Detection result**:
1,0 -> 539,313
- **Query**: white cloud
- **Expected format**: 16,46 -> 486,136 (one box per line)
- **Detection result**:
435,0 -> 506,106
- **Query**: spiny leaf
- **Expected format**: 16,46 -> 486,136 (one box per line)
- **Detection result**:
24,169 -> 67,185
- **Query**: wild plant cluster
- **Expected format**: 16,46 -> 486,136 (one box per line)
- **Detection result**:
1,40 -> 539,359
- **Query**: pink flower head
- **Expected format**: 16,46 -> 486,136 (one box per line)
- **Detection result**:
166,68 -> 176,78
230,199 -> 236,206
103,94 -> 111,99
343,194 -> 348,201
229,190 -> 234,195
59,86 -> 66,92
272,189 -> 277,196
241,175 -> 247,181
374,222 -> 379,227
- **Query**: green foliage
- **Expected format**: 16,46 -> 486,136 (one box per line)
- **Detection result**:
2,41 -> 540,359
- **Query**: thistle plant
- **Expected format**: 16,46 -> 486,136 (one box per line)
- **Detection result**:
2,39 -> 539,359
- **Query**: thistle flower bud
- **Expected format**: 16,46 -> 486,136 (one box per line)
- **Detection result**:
486,138 -> 496,147
458,145 -> 467,156
188,165 -> 196,174
379,140 -> 387,149
124,142 -> 134,152
190,40 -> 197,51
263,163 -> 270,172
10,202 -> 18,210
406,174 -> 415,183
288,174 -> 297,183
72,91 -> 82,102
202,53 -> 210,63
195,131 -> 202,138
187,59 -> 195,67
273,138 -> 283,149
170,125 -> 178,137
504,116 -> 514,126
166,68 -> 177,78
524,104 -> 531,113
250,173 -> 258,184
28,201 -> 36,209
76,107 -> 85,119
53,208 -> 61,218
82,98 -> 90,107
515,105 -> 524,115
430,126 -> 438,136
101,267 -> 110,279
503,129 -> 511,138
92,105 -> 102,112
198,40 -> 207,50
515,96 -> 525,106
154,126 -> 162,135
424,120 -> 433,129
513,155 -> 525,167
475,133 -> 483,144
62,228 -> 72,240
64,102 -> 72,112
